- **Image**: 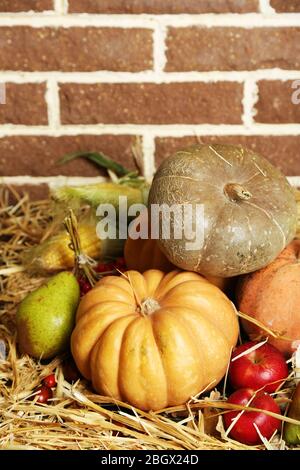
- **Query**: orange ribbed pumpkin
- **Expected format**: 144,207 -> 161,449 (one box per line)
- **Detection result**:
71,269 -> 239,411
237,240 -> 300,357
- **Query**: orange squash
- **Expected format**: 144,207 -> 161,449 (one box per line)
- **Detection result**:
237,240 -> 300,356
124,210 -> 173,272
125,236 -> 174,272
125,232 -> 233,293
71,269 -> 239,411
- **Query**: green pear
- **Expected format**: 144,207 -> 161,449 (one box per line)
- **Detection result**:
284,382 -> 300,445
17,271 -> 80,360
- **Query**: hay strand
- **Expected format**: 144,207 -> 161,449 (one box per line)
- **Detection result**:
0,186 -> 299,450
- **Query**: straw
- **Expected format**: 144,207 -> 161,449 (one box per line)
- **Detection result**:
0,186 -> 299,450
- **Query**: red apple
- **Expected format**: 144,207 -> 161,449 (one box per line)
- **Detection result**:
223,388 -> 281,445
229,341 -> 288,393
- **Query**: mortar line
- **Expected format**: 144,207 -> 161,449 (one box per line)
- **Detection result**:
0,124 -> 300,137
1,175 -> 299,187
153,21 -> 167,73
1,70 -> 300,84
0,14 -> 299,27
259,0 -> 276,15
45,79 -> 61,129
0,175 -> 107,188
242,79 -> 259,128
53,0 -> 67,14
142,133 -> 156,179
64,0 -> 69,14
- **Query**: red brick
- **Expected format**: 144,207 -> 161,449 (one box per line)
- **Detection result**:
60,82 -> 243,125
0,135 -> 140,176
270,0 -> 300,12
255,80 -> 300,123
0,27 -> 153,72
0,0 -> 53,11
0,83 -> 47,125
68,0 -> 258,13
166,27 -> 300,71
155,136 -> 300,176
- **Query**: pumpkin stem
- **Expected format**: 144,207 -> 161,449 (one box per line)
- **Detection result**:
140,298 -> 160,316
224,183 -> 252,202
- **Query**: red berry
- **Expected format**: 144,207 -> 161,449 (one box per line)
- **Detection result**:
104,262 -> 115,272
95,262 -> 117,274
78,277 -> 91,295
115,257 -> 126,268
95,262 -> 108,273
63,359 -> 81,383
42,374 -> 56,388
35,385 -> 53,404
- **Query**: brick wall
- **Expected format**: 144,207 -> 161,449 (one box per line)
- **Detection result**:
0,0 -> 300,198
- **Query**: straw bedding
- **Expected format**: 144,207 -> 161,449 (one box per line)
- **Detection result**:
0,186 -> 298,451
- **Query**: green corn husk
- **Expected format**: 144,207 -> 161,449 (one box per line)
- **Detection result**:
52,181 -> 149,210
60,150 -> 131,178
55,148 -> 150,209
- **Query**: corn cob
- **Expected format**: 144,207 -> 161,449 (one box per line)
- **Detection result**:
23,220 -> 124,273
